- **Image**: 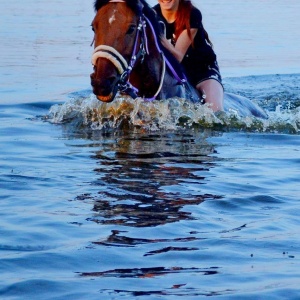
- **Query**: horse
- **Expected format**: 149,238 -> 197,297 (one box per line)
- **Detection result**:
90,0 -> 268,119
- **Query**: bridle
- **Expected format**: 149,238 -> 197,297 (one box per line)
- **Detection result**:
91,0 -> 186,101
92,15 -> 151,99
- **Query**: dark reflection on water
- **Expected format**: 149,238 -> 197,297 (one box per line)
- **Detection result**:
2,109 -> 300,299
79,266 -> 219,278
70,130 -> 227,297
87,193 -> 219,228
56,128 -> 300,298
93,229 -> 200,247
110,289 -> 233,298
78,266 -> 223,297
76,131 -> 222,229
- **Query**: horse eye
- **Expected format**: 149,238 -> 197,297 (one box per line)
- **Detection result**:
126,24 -> 136,35
91,24 -> 95,32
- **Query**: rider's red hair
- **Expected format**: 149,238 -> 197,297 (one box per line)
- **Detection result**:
174,0 -> 213,47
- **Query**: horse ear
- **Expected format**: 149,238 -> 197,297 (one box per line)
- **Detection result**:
137,0 -> 144,12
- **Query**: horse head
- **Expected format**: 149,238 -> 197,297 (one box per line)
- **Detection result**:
90,0 -> 165,102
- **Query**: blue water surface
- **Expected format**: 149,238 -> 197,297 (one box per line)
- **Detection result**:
1,101 -> 300,299
1,0 -> 300,299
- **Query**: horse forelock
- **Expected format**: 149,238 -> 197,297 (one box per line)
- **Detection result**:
94,0 -> 143,14
94,0 -> 109,11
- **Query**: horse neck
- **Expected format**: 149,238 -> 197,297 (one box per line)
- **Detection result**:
130,25 -> 163,98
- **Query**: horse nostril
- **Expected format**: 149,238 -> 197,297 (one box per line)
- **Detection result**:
90,73 -> 97,86
107,76 -> 117,86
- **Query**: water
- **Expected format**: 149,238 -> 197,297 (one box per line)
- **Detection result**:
1,0 -> 300,299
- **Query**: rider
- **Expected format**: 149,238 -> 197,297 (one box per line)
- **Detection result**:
153,0 -> 224,112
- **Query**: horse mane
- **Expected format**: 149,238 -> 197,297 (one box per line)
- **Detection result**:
94,0 -> 187,81
140,0 -> 188,81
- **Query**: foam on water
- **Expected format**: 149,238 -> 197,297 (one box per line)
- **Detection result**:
48,74 -> 300,134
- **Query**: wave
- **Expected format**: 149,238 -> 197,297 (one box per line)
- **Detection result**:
47,74 -> 300,134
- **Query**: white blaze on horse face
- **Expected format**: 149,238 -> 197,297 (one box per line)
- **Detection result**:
109,9 -> 117,25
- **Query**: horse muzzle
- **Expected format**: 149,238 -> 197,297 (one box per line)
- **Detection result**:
96,93 -> 114,102
90,73 -> 119,103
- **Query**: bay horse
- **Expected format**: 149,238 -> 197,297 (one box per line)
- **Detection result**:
90,0 -> 268,119
90,0 -> 200,103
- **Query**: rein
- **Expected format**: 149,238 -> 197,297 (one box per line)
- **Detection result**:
91,0 -> 186,101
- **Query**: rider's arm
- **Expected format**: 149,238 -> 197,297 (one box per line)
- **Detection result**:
160,28 -> 198,63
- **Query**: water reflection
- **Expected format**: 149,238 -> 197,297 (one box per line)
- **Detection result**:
93,229 -> 200,247
79,266 -> 219,278
77,130 -> 222,228
73,130 -> 229,297
78,265 -> 222,297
